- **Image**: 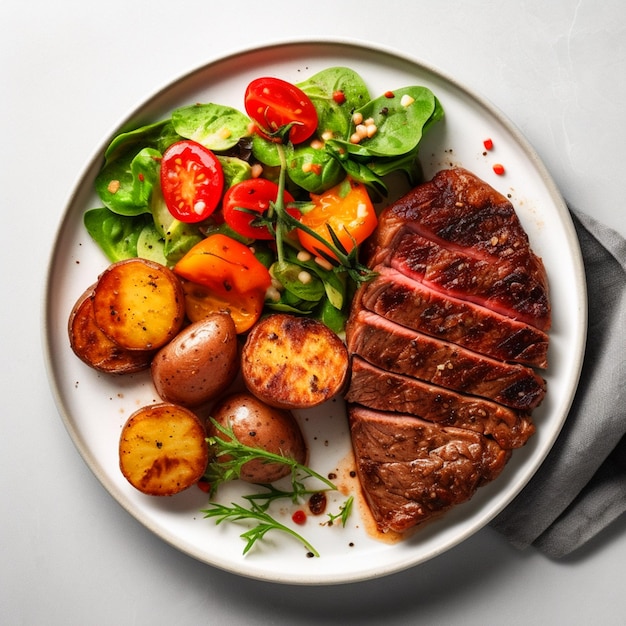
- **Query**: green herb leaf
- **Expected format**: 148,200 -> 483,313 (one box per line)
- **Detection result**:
202,501 -> 320,557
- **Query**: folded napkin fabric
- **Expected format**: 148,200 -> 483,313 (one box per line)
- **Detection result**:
490,209 -> 626,558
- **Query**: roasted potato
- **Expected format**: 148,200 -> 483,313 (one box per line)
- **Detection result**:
92,258 -> 185,351
119,402 -> 208,496
151,313 -> 239,407
241,313 -> 349,409
68,284 -> 154,373
207,392 -> 307,483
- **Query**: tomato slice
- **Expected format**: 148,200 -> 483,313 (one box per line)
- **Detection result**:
297,179 -> 378,261
245,77 -> 318,144
173,233 -> 271,296
160,140 -> 224,223
222,178 -> 298,240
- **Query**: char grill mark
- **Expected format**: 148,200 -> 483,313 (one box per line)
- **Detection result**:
346,309 -> 546,411
359,266 -> 549,368
345,168 -> 550,534
345,356 -> 535,449
367,168 -> 551,331
384,230 -> 550,330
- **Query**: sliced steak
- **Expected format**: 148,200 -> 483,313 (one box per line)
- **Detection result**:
349,405 -> 510,533
344,168 -> 549,535
366,167 -> 550,331
345,356 -> 535,449
358,265 -> 549,368
346,308 -> 546,410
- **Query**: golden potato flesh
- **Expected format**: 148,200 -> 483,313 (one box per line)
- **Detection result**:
93,258 -> 185,351
119,403 -> 208,496
241,313 -> 349,409
68,284 -> 154,374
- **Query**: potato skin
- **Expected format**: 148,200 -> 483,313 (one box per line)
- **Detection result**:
68,284 -> 154,374
119,402 -> 208,496
241,313 -> 349,409
207,392 -> 307,483
151,313 -> 238,407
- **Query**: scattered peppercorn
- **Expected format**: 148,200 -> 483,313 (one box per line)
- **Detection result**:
308,492 -> 327,516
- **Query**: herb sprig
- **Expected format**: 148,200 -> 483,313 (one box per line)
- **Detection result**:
204,419 -> 336,497
202,419 -> 353,556
202,500 -> 320,557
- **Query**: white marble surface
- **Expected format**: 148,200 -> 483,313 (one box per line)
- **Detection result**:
2,1 -> 625,624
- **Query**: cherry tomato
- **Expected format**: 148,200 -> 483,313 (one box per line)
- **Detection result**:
297,179 -> 378,261
160,140 -> 224,223
174,233 -> 271,296
245,77 -> 318,144
222,178 -> 298,240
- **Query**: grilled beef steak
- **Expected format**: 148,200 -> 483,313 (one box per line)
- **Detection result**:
359,266 -> 549,368
345,356 -> 535,449
346,168 -> 550,534
346,308 -> 546,410
349,405 -> 510,533
366,168 -> 551,331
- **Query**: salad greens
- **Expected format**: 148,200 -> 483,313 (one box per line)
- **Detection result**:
84,66 -> 443,333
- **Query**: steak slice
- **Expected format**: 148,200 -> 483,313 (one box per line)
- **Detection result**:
345,356 -> 535,449
349,405 -> 510,533
358,265 -> 549,368
366,167 -> 550,331
346,308 -> 546,410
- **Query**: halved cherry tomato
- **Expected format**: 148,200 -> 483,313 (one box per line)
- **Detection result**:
180,278 -> 265,334
222,178 -> 298,240
244,77 -> 318,144
297,179 -> 378,261
160,140 -> 224,223
174,233 -> 271,296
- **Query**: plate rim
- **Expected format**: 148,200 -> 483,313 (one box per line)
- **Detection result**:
41,37 -> 588,585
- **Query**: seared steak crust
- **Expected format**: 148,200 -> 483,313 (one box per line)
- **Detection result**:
344,168 -> 550,534
346,308 -> 546,410
345,356 -> 535,449
349,405 -> 510,533
359,266 -> 549,368
367,168 -> 551,331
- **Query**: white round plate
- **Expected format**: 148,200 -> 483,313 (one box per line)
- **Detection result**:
43,40 -> 587,585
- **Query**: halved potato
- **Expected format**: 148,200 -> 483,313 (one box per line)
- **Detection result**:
68,284 -> 154,374
119,402 -> 208,496
241,313 -> 349,409
93,258 -> 185,351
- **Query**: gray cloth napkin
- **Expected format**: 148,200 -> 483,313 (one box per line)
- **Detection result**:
490,209 -> 626,558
